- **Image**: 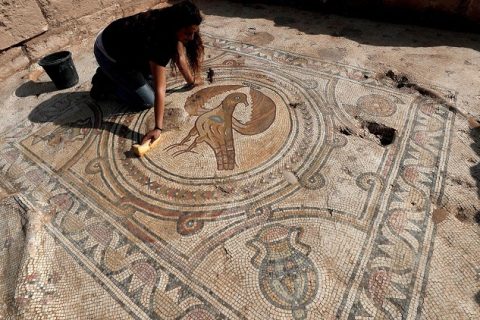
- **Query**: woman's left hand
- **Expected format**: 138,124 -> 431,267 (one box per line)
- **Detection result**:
141,127 -> 162,145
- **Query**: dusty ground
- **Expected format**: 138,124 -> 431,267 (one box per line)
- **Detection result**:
1,1 -> 479,319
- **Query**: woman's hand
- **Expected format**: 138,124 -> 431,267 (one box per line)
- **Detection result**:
192,76 -> 204,86
183,82 -> 196,91
184,76 -> 204,90
141,127 -> 162,145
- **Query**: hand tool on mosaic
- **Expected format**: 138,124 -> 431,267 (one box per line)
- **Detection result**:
132,136 -> 162,157
207,68 -> 214,83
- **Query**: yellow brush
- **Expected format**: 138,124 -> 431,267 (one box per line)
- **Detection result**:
132,136 -> 162,157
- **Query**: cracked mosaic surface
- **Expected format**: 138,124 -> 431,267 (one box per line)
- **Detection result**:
0,33 -> 467,319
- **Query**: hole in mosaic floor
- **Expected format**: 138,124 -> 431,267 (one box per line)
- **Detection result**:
385,69 -> 458,114
362,121 -> 396,146
455,211 -> 469,223
474,211 -> 480,225
339,127 -> 353,136
475,290 -> 480,306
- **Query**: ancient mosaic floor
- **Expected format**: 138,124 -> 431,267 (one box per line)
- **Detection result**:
1,31 -> 478,319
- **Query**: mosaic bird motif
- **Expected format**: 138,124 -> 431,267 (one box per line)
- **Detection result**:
167,92 -> 248,170
166,85 -> 276,170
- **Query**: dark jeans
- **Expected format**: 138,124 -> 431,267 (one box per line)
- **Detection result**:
93,40 -> 154,109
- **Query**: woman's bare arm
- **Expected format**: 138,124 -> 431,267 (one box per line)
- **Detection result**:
140,61 -> 166,144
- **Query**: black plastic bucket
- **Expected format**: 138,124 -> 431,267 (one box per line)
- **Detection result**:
38,51 -> 79,89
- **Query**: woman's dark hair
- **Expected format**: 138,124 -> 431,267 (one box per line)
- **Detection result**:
168,0 -> 203,30
156,0 -> 204,75
140,0 -> 204,76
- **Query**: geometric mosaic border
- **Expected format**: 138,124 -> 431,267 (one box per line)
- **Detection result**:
0,33 -> 455,319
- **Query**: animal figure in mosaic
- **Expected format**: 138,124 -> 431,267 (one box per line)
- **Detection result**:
168,92 -> 248,170
166,85 -> 276,170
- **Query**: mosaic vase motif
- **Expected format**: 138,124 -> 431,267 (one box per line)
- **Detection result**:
248,224 -> 319,319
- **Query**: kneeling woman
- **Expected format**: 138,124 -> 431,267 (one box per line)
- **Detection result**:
91,0 -> 204,144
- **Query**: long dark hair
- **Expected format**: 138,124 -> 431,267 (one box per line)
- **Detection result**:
182,30 -> 204,76
144,1 -> 204,76
171,1 -> 204,76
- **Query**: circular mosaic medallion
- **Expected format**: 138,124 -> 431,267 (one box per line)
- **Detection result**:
357,94 -> 396,117
99,67 -> 327,216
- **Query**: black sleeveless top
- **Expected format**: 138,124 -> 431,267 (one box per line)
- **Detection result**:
101,10 -> 177,72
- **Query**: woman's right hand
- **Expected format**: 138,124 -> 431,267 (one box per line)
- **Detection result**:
141,127 -> 162,145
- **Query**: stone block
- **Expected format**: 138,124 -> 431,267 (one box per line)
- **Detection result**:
0,47 -> 30,80
24,29 -> 74,62
37,0 -> 104,25
0,0 -> 48,50
382,0 -> 464,13
119,0 -> 166,16
151,1 -> 171,10
76,4 -> 124,37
